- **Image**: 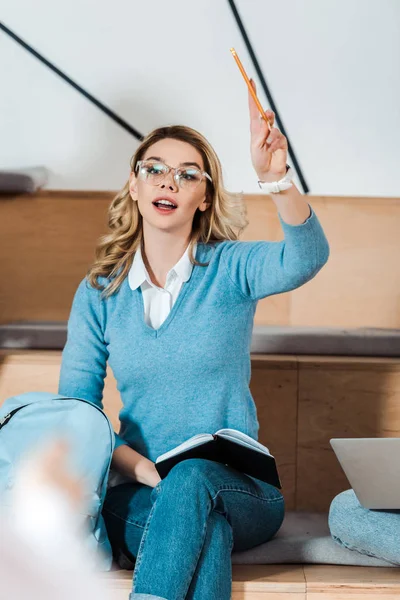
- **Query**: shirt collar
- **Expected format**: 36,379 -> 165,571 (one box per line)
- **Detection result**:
128,241 -> 197,290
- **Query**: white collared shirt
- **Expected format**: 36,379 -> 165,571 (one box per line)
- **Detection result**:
128,242 -> 197,330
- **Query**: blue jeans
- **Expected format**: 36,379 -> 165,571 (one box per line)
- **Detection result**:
102,458 -> 285,600
329,489 -> 400,565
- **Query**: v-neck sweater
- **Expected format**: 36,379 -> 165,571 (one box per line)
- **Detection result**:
58,207 -> 329,463
127,240 -> 196,330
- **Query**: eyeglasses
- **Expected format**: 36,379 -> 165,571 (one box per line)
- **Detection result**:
135,159 -> 212,190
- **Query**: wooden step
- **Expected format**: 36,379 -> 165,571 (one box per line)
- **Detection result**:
100,564 -> 400,600
304,565 -> 400,600
101,564 -> 306,599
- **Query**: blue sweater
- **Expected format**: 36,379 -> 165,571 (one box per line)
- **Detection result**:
58,207 -> 329,462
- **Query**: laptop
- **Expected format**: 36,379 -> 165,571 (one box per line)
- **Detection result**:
330,438 -> 400,510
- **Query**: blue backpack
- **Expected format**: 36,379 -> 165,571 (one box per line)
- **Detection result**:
0,391 -> 115,570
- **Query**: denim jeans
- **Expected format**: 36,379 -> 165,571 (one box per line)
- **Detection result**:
329,489 -> 400,565
102,458 -> 285,600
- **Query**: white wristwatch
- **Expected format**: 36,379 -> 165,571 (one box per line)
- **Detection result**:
258,164 -> 294,193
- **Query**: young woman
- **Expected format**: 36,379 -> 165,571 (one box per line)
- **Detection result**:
58,82 -> 330,600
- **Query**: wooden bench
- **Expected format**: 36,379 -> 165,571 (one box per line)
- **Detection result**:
1,350 -> 399,512
1,191 -> 399,331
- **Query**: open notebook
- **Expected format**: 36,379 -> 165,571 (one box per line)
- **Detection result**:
155,428 -> 281,488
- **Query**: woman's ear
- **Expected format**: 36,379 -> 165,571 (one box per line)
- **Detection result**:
198,193 -> 211,212
129,172 -> 138,201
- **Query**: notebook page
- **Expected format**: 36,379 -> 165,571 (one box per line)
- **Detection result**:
215,428 -> 272,456
156,433 -> 213,463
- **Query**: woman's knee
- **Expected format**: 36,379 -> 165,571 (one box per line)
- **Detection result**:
329,489 -> 360,521
329,488 -> 400,564
328,489 -> 361,543
157,458 -> 213,491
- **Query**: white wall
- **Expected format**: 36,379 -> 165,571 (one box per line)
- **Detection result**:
1,0 -> 399,196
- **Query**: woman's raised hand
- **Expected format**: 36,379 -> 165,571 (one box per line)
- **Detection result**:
248,79 -> 288,182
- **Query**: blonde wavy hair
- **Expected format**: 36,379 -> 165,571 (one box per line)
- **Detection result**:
87,124 -> 249,298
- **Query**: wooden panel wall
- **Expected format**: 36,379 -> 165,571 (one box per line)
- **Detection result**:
295,356 -> 400,511
1,350 -> 399,512
1,191 -> 399,328
250,357 -> 298,510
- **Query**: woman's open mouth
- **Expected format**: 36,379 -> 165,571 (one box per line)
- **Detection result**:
152,199 -> 178,213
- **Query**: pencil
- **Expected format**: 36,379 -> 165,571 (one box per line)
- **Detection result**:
230,47 -> 271,131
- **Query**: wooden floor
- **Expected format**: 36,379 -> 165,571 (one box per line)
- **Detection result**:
100,564 -> 400,599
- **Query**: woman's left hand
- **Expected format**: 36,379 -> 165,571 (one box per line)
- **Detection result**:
249,79 -> 288,182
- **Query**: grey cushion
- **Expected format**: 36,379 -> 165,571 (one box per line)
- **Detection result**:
0,167 -> 48,193
251,326 -> 400,357
231,511 -> 397,566
1,323 -> 400,357
110,512 -> 396,570
0,321 -> 67,349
